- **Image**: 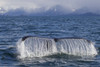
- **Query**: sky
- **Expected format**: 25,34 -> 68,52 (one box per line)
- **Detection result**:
0,0 -> 100,15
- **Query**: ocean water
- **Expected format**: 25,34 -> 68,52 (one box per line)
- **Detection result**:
0,15 -> 100,67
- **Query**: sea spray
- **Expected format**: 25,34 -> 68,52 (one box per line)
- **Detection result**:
16,37 -> 98,58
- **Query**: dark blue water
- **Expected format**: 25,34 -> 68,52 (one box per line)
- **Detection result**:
0,15 -> 100,67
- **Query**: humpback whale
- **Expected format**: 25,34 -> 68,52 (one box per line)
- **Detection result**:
17,36 -> 97,58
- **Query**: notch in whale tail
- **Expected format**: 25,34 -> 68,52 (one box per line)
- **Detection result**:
54,38 -> 59,42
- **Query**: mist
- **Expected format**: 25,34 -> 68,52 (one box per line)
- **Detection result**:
0,0 -> 100,15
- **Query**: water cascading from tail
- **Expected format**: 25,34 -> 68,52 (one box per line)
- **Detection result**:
17,37 -> 57,58
16,36 -> 98,58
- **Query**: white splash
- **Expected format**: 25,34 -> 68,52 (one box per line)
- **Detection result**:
16,37 -> 98,59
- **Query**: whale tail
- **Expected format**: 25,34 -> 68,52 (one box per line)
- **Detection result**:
17,36 -> 98,58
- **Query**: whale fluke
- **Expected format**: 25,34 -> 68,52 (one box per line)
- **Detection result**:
17,36 -> 97,58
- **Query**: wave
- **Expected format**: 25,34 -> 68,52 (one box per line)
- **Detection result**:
16,36 -> 98,59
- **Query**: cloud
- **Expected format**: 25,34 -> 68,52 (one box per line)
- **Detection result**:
0,0 -> 100,15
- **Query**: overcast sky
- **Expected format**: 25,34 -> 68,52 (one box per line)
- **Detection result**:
0,0 -> 100,14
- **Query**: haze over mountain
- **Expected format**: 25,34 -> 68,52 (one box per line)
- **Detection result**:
0,0 -> 100,16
